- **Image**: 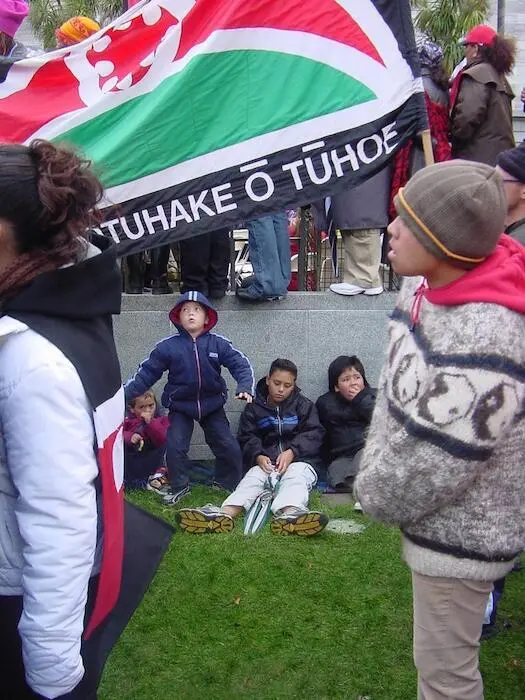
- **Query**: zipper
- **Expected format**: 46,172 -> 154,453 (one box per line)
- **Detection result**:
193,338 -> 202,421
277,406 -> 283,454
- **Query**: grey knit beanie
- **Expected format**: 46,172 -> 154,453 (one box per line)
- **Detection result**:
394,160 -> 506,269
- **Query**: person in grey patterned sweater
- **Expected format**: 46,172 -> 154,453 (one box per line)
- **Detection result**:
355,160 -> 525,700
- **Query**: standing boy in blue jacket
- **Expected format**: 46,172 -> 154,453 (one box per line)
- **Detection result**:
125,291 -> 255,504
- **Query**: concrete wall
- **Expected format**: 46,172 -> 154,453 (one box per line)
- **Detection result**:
115,291 -> 396,458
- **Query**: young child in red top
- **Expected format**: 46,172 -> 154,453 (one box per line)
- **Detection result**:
123,390 -> 169,493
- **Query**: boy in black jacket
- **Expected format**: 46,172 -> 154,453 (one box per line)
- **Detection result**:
316,356 -> 376,497
177,359 -> 328,536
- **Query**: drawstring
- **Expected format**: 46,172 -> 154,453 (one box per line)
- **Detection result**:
411,280 -> 428,330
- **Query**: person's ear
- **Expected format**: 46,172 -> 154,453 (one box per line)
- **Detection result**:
266,375 -> 270,387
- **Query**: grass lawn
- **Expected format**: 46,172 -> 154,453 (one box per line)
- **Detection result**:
99,487 -> 525,700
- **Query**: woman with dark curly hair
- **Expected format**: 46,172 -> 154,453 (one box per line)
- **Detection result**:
0,140 -> 124,699
450,24 -> 516,165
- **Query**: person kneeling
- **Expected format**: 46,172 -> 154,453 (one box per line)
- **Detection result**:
177,358 -> 328,536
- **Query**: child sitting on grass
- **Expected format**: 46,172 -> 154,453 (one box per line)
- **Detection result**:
177,358 -> 328,536
123,390 -> 169,493
125,291 -> 254,504
316,355 -> 376,502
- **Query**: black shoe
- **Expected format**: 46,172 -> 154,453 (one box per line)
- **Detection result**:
236,287 -> 284,302
126,286 -> 143,294
481,624 -> 499,641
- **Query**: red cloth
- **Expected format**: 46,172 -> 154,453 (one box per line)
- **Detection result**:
123,415 -> 169,448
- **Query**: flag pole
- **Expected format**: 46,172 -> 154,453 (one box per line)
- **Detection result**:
420,129 -> 435,167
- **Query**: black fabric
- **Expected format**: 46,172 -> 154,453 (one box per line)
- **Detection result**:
316,387 -> 376,463
179,228 -> 230,296
237,378 -> 324,471
497,142 -> 525,183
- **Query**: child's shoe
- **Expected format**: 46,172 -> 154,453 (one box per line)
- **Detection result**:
147,468 -> 170,496
354,501 -> 363,513
162,484 -> 191,505
176,504 -> 234,534
271,509 -> 328,536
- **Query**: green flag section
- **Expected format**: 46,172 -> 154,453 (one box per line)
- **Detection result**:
61,51 -> 376,189
0,0 -> 427,255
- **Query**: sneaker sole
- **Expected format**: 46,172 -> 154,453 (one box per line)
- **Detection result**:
176,509 -> 234,535
271,512 -> 328,537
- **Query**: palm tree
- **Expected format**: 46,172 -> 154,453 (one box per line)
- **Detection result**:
411,0 -> 490,74
29,0 -> 122,49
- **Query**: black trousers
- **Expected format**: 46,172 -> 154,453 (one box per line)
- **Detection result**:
1,578 -> 99,699
179,228 -> 230,296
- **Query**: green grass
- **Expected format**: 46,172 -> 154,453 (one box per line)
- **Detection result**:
99,487 -> 525,699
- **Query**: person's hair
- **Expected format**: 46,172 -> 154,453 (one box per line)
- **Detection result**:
428,64 -> 450,92
269,358 -> 298,379
479,35 -> 516,75
328,355 -> 368,392
129,389 -> 156,409
0,139 -> 103,300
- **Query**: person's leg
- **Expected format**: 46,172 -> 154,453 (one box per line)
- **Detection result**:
124,253 -> 144,294
239,214 -> 282,298
327,455 -> 360,490
272,211 -> 292,294
208,228 -> 231,298
412,572 -> 493,700
200,407 -> 243,491
222,466 -> 268,512
271,462 -> 328,536
165,412 -> 194,493
331,229 -> 383,295
150,245 -> 172,295
179,232 -> 212,296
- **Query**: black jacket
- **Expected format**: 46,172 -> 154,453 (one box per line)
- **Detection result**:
316,387 -> 376,463
237,378 -> 324,471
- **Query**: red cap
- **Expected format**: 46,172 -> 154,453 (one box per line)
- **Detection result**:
462,25 -> 497,46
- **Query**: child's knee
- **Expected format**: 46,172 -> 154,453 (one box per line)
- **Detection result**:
285,461 -> 316,481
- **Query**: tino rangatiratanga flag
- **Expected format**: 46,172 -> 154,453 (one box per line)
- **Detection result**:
0,0 -> 427,256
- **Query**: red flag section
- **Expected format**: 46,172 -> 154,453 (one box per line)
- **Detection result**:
176,0 -> 384,65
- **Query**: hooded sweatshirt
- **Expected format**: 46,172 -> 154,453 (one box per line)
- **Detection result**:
237,377 -> 325,471
125,290 -> 255,420
355,235 -> 525,581
0,235 -> 124,698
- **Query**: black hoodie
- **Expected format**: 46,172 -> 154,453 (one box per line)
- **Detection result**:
237,377 -> 324,471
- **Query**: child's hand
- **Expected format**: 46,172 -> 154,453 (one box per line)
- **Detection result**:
236,392 -> 253,403
140,409 -> 154,424
256,455 -> 274,474
131,433 -> 144,451
275,449 -> 294,475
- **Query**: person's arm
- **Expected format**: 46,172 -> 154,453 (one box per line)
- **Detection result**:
122,417 -> 137,444
288,399 -> 325,461
351,387 -> 376,423
4,359 -> 99,699
217,337 -> 255,397
237,406 -> 266,467
124,342 -> 170,402
144,415 -> 169,447
450,76 -> 490,145
355,366 -> 524,527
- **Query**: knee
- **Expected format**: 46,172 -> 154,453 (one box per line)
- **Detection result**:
282,462 -> 315,482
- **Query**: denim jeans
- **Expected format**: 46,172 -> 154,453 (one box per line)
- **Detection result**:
245,212 -> 291,297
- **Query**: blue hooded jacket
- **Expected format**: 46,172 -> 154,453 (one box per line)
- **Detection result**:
124,291 -> 255,420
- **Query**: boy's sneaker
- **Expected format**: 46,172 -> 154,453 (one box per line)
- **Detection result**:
176,504 -> 234,534
162,484 -> 191,506
354,501 -> 363,513
147,468 -> 170,496
271,510 -> 328,537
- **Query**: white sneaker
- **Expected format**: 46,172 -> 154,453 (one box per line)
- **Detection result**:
354,501 -> 363,513
329,283 -> 384,296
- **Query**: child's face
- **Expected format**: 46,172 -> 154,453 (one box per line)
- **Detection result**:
131,394 -> 156,419
179,302 -> 208,334
336,367 -> 364,401
266,370 -> 296,404
387,216 -> 439,277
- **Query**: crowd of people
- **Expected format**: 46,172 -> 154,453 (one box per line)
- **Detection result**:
0,3 -> 525,700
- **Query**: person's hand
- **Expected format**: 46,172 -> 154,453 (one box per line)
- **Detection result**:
140,409 -> 154,424
275,449 -> 294,475
236,392 -> 253,403
256,455 -> 274,474
347,375 -> 365,401
131,433 -> 144,450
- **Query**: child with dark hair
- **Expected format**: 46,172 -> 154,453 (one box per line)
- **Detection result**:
123,390 -> 169,493
177,358 -> 328,536
316,356 -> 376,499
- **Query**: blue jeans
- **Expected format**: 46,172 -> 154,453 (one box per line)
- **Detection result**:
166,407 -> 242,491
245,212 -> 291,297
